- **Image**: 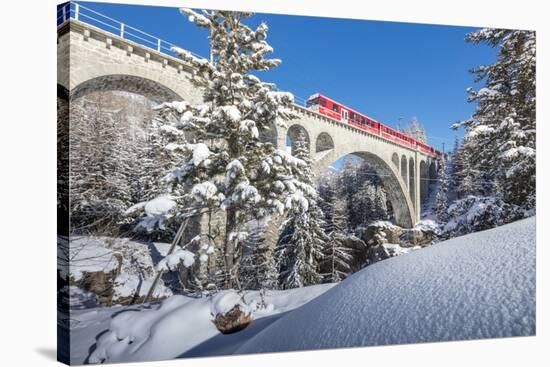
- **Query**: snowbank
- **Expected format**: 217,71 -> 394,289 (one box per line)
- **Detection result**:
85,284 -> 334,364
62,237 -> 172,305
59,237 -> 118,281
238,217 -> 536,354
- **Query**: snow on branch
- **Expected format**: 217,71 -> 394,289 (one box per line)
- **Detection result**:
156,249 -> 195,271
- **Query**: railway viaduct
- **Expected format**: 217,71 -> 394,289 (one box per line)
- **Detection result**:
58,14 -> 439,230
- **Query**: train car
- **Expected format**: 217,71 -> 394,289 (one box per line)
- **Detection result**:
306,94 -> 380,135
306,93 -> 441,158
417,141 -> 435,156
380,125 -> 416,149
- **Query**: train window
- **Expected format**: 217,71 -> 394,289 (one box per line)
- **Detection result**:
320,99 -> 326,107
349,112 -> 355,120
332,104 -> 339,112
306,97 -> 319,107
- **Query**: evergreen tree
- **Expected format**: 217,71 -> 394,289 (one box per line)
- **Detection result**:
69,97 -> 133,233
321,197 -> 353,282
276,132 -> 329,289
351,182 -> 374,229
453,29 -> 535,210
318,158 -> 390,231
403,117 -> 427,143
453,141 -> 477,198
373,186 -> 388,220
152,9 -> 310,288
244,231 -> 279,290
434,158 -> 450,222
339,156 -> 357,230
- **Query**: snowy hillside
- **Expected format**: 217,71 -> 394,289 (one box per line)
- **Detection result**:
238,216 -> 536,354
72,217 -> 535,364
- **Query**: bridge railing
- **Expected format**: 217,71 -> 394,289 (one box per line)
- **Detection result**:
56,2 -> 205,61
56,2 -> 312,108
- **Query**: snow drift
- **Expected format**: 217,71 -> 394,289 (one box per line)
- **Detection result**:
238,216 -> 536,354
85,284 -> 335,364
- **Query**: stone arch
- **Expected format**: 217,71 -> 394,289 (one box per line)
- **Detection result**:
65,63 -> 201,104
409,157 -> 415,204
428,160 -> 437,196
420,160 -> 429,203
429,161 -> 437,180
391,152 -> 399,169
401,155 -> 408,187
351,152 -> 414,228
316,132 -> 335,153
315,151 -> 414,228
70,74 -> 182,104
286,124 -> 310,155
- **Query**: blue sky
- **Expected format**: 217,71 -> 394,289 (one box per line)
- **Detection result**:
76,1 -> 497,153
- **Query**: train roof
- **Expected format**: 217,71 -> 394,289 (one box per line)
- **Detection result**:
308,93 -> 381,124
307,93 -> 440,154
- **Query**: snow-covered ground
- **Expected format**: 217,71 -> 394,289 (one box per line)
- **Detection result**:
70,216 -> 535,364
60,237 -> 173,304
70,284 -> 335,364
238,216 -> 536,354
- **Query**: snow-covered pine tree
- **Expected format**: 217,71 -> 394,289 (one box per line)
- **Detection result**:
151,9 -> 311,289
248,233 -> 279,290
373,185 -> 388,220
403,117 -> 427,143
453,139 -> 479,199
453,29 -> 536,210
57,93 -> 70,230
351,181 -> 374,229
69,97 -> 133,233
321,196 -> 353,282
434,158 -> 450,222
238,223 -> 265,289
276,131 -> 329,289
339,156 -> 357,230
130,109 -> 170,204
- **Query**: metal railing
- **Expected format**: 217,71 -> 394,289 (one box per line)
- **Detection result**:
56,2 -> 205,61
55,2 -> 313,106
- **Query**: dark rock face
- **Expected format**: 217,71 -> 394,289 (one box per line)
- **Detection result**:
342,236 -> 369,273
213,305 -> 253,334
363,221 -> 403,247
73,269 -> 118,305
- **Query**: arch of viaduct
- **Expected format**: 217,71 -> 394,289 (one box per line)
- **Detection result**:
58,19 -> 439,229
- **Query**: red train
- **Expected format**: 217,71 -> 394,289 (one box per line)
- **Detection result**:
305,94 -> 441,157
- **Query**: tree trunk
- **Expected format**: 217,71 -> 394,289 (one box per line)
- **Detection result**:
224,208 -> 238,289
142,217 -> 189,303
